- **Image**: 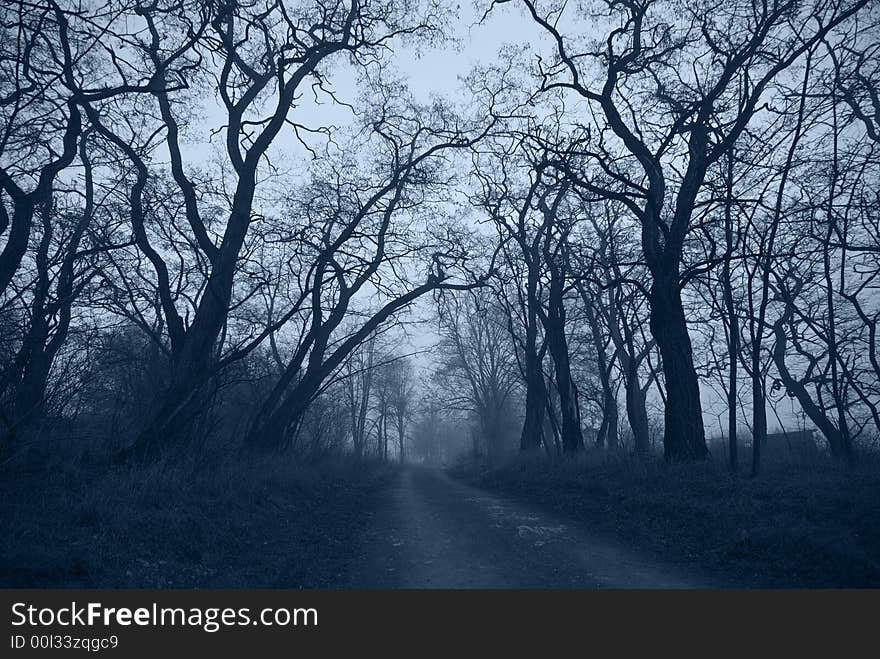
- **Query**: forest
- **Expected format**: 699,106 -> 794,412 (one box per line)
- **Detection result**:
2,0 -> 879,588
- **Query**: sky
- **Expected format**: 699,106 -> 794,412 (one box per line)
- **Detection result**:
181,1 -> 543,161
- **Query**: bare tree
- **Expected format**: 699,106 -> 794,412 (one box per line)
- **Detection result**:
492,0 -> 870,460
242,92 -> 497,450
387,356 -> 415,463
434,287 -> 521,463
79,0 -> 454,457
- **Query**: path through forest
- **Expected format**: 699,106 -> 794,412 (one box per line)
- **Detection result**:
349,467 -> 709,588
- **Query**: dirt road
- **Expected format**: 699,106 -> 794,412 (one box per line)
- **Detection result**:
348,467 -> 707,588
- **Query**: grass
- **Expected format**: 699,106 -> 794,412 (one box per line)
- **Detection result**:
6,443 -> 877,588
0,452 -> 396,588
449,450 -> 880,587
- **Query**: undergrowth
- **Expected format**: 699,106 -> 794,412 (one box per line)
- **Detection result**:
1,452 -> 395,587
451,450 -> 880,587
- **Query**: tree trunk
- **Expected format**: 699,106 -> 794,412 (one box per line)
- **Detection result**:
520,341 -> 546,452
722,150 -> 740,473
750,345 -> 767,476
605,397 -> 619,451
398,415 -> 405,464
545,342 -> 583,455
555,365 -> 583,455
772,315 -> 848,462
381,409 -> 388,461
727,342 -> 739,474
540,257 -> 584,455
596,383 -> 619,450
648,273 -> 707,460
603,291 -> 650,456
118,357 -> 218,462
625,375 -> 650,455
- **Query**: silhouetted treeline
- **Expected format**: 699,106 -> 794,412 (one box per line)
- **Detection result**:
2,0 -> 879,475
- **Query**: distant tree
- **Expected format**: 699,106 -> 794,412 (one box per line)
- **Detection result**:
472,134 -> 587,454
387,356 -> 415,464
434,287 -> 521,463
242,93 -> 497,451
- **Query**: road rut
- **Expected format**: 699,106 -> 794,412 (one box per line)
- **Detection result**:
349,467 -> 706,588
